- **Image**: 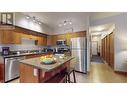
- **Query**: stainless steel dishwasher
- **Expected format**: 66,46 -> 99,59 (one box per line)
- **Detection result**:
4,56 -> 25,82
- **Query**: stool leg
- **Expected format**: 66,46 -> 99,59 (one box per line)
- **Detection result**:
65,75 -> 68,83
72,70 -> 76,83
67,74 -> 70,83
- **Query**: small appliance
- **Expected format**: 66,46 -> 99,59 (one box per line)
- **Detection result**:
2,47 -> 10,56
56,40 -> 66,45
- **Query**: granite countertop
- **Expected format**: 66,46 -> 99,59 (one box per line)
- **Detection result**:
20,56 -> 74,72
1,52 -> 47,58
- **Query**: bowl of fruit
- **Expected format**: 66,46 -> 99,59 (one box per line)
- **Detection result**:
40,55 -> 56,65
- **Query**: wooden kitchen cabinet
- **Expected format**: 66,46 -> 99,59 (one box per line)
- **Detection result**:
3,30 -> 14,44
37,36 -> 47,46
0,64 -> 4,82
47,31 -> 86,45
12,31 -> 21,44
0,31 -> 4,44
21,33 -> 30,39
2,30 -> 21,44
37,37 -> 43,45
43,37 -> 47,45
0,25 -> 48,45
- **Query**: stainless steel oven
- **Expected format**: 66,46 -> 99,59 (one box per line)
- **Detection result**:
4,56 -> 25,82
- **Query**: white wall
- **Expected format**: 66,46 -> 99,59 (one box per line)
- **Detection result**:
90,13 -> 127,72
15,12 -> 52,34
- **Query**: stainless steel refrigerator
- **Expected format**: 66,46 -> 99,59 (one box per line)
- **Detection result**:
71,37 -> 87,73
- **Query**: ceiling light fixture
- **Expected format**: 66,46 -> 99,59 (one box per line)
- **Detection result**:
25,15 -> 42,25
26,15 -> 30,19
38,21 -> 42,25
58,20 -> 72,27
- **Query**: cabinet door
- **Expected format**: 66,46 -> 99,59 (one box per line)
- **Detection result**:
21,33 -> 30,39
3,30 -> 13,44
37,37 -> 43,45
43,37 -> 47,45
47,35 -> 56,45
0,30 -> 4,44
12,31 -> 21,44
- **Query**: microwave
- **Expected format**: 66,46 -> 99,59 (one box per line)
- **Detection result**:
56,40 -> 66,45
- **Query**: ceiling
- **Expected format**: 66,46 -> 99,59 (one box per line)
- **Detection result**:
22,12 -> 90,31
21,12 -> 124,34
90,24 -> 113,36
90,24 -> 113,32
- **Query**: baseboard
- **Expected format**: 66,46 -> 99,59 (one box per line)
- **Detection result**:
114,71 -> 127,75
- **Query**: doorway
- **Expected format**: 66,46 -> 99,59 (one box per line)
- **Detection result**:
91,41 -> 98,55
90,24 -> 115,67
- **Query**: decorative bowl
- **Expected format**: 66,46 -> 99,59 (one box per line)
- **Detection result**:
40,56 -> 56,65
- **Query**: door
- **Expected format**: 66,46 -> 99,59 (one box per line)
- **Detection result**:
92,41 -> 98,55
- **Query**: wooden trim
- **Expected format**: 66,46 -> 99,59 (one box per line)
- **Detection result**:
15,26 -> 48,37
114,71 -> 127,75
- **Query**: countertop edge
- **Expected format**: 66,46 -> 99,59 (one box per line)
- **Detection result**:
20,57 -> 74,72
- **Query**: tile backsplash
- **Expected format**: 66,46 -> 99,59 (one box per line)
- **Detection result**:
0,44 -> 70,52
0,44 -> 46,52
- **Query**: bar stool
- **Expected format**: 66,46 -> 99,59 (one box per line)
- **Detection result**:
65,58 -> 77,83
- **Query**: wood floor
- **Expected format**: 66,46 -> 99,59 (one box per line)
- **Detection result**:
6,63 -> 127,83
73,63 -> 127,83
2,55 -> 127,83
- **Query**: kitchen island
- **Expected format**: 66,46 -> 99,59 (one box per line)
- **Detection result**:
19,56 -> 73,83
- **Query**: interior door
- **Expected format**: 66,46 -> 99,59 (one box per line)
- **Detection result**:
92,41 -> 98,55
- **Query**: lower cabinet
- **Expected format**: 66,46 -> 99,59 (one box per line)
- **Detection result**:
0,64 -> 4,82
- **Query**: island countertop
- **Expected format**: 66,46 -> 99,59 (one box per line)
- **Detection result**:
20,56 -> 74,72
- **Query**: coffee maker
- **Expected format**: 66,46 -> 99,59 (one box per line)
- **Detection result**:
2,47 -> 10,55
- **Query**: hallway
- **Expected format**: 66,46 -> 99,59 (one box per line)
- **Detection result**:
91,55 -> 104,64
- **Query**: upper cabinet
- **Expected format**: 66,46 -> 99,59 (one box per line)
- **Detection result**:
0,30 -> 4,44
0,26 -> 47,45
0,30 -> 21,44
47,31 -> 86,46
37,36 -> 47,46
12,31 -> 21,44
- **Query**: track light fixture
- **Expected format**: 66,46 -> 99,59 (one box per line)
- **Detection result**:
25,15 -> 42,25
59,20 -> 72,27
